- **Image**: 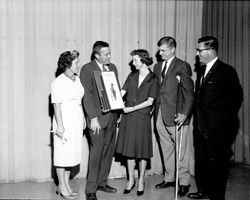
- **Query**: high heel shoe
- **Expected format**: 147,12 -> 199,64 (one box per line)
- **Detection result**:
123,181 -> 136,194
56,188 -> 77,199
137,182 -> 145,196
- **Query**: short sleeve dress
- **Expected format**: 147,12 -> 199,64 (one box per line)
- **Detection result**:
51,73 -> 85,167
116,71 -> 159,159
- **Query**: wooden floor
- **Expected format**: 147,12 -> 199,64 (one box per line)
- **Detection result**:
0,163 -> 249,200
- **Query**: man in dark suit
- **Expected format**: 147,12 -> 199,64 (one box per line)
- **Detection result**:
188,36 -> 243,200
80,41 -> 118,200
153,36 -> 194,197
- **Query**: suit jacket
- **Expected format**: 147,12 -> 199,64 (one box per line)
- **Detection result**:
153,57 -> 194,126
195,59 -> 243,136
80,60 -> 118,128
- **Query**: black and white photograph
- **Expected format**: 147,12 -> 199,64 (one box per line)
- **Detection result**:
101,71 -> 124,110
0,1 -> 249,200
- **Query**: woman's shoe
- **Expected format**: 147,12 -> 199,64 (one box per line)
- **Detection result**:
56,188 -> 77,199
123,181 -> 136,194
137,182 -> 145,196
137,190 -> 144,196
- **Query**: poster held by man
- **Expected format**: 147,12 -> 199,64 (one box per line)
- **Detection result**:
94,71 -> 124,112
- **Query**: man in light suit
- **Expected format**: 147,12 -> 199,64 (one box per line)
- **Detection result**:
188,36 -> 243,200
153,36 -> 194,197
80,41 -> 118,200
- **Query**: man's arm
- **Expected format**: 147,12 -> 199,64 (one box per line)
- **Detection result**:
178,62 -> 195,119
80,65 -> 101,134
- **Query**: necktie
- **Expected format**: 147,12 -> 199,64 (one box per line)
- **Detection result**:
102,65 -> 108,71
200,73 -> 204,85
161,61 -> 168,82
200,65 -> 206,84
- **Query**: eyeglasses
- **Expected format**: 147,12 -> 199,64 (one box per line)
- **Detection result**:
196,48 -> 212,53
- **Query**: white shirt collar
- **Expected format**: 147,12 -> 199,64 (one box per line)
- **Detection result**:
162,56 -> 175,70
95,59 -> 109,71
204,57 -> 218,77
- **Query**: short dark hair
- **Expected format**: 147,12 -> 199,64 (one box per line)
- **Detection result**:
56,50 -> 79,76
92,41 -> 109,55
198,36 -> 219,51
130,49 -> 153,66
157,36 -> 177,48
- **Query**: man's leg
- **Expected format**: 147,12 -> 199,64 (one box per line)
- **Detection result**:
194,133 -> 210,194
178,125 -> 191,186
85,128 -> 105,194
97,114 -> 116,187
156,109 -> 175,183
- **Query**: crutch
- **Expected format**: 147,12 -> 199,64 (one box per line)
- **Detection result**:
174,125 -> 184,200
174,76 -> 182,200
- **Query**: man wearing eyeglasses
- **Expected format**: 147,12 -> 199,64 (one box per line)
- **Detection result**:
188,36 -> 243,200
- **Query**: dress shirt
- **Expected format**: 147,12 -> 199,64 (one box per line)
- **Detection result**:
162,56 -> 175,75
204,57 -> 218,77
95,60 -> 109,71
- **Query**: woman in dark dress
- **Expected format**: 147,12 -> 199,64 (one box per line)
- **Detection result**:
116,49 -> 159,196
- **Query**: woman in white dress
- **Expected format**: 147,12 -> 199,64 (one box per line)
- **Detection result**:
51,50 -> 86,199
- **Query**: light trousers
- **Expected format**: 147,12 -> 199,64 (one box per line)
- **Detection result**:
156,108 -> 191,185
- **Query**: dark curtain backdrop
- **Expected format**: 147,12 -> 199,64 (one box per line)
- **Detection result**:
202,0 -> 250,164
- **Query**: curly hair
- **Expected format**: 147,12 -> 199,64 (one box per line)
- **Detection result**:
55,50 -> 79,77
130,49 -> 153,66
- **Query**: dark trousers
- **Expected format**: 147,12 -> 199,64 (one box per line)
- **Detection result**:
85,114 -> 116,194
194,132 -> 230,200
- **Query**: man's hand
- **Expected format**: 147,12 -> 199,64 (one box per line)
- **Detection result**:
83,117 -> 87,130
90,118 -> 101,134
174,113 -> 187,126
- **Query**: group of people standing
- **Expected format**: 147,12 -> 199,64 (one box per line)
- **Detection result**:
51,36 -> 243,200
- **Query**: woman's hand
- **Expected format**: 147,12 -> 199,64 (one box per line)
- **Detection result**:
55,125 -> 65,139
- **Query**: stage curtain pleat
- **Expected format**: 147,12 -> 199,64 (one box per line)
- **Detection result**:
202,0 -> 250,164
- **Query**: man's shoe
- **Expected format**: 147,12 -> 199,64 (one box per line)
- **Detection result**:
97,185 -> 117,193
187,192 -> 209,199
155,181 -> 175,189
178,185 -> 190,197
86,193 -> 97,200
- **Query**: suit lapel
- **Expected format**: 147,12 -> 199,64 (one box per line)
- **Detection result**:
92,60 -> 102,71
200,59 -> 221,87
163,57 -> 177,81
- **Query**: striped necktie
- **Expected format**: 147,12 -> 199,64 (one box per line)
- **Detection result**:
161,61 -> 168,83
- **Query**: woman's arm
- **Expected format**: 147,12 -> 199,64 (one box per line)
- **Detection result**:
123,97 -> 154,113
53,103 -> 65,138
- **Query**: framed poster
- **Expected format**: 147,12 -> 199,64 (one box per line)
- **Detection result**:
94,71 -> 124,111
